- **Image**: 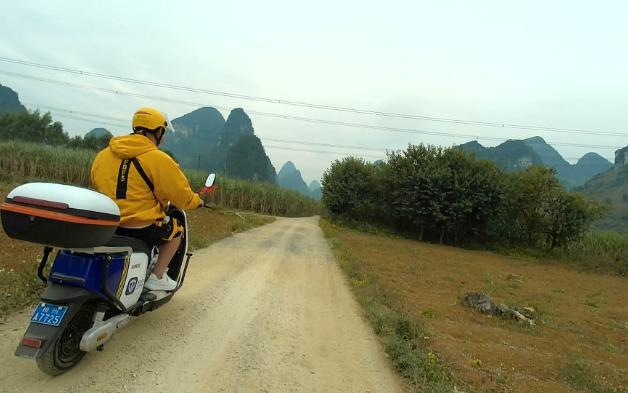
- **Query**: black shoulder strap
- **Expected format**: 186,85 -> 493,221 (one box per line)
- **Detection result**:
131,158 -> 154,191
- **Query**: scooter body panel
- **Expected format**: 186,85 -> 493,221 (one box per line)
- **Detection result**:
49,249 -> 151,309
117,252 -> 149,308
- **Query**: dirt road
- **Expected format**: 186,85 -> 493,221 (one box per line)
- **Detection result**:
0,217 -> 402,393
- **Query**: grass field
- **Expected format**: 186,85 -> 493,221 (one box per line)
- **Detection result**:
0,141 -> 320,217
322,219 -> 628,393
556,231 -> 628,276
0,184 -> 274,316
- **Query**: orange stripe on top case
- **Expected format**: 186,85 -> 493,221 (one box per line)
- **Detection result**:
0,203 -> 119,227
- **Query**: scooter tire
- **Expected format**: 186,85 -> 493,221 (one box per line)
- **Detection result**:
36,304 -> 95,376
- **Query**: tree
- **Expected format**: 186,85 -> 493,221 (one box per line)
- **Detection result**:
384,145 -> 503,243
383,144 -> 441,240
321,157 -> 378,220
497,166 -> 604,249
546,191 -> 606,250
67,134 -> 111,151
322,143 -> 604,251
438,148 -> 504,243
0,110 -> 68,145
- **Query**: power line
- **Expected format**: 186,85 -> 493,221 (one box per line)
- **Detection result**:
25,102 -> 620,158
52,113 -> 127,129
260,137 -> 596,161
26,103 -> 386,154
25,103 -> 129,123
264,145 -> 382,159
22,102 -> 130,127
28,104 -> 613,164
1,56 -> 627,137
7,71 -> 622,151
261,137 -> 385,152
23,103 -> 615,165
23,103 -> 382,158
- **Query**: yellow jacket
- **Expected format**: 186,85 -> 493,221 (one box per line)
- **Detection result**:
91,134 -> 202,227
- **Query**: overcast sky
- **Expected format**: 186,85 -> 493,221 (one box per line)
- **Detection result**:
1,0 -> 626,183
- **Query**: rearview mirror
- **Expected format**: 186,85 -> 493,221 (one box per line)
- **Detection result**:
198,173 -> 217,195
205,173 -> 216,188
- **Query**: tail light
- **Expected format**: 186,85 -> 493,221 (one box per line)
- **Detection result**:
21,337 -> 43,349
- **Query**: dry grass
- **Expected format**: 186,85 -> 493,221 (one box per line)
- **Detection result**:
322,219 -> 628,393
186,206 -> 274,251
321,220 -> 459,393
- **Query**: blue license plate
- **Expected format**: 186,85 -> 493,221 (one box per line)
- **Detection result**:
31,303 -> 68,327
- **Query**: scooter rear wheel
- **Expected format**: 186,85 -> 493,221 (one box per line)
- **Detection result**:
36,304 -> 95,376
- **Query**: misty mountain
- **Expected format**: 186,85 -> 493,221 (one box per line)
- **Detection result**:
457,137 -> 612,188
456,140 -> 543,171
162,107 -> 276,182
162,107 -> 226,170
172,106 -> 225,138
277,161 -> 310,196
524,136 -> 569,169
0,83 -> 26,116
572,153 -> 615,185
210,108 -> 256,172
278,161 -> 298,178
523,137 -> 613,187
577,150 -> 628,233
617,147 -> 628,166
309,180 -> 322,200
225,135 -> 276,182
85,128 -> 112,139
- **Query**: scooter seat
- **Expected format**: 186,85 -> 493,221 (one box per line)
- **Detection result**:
104,235 -> 151,256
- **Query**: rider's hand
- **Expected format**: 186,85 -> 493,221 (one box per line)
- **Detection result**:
197,194 -> 205,208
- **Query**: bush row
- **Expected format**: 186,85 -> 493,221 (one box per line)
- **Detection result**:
322,144 -> 605,250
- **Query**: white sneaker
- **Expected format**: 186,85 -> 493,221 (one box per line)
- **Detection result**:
145,272 -> 178,291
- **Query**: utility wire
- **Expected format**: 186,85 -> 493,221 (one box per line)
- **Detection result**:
263,145 -> 382,159
261,137 -> 385,152
26,102 -> 619,157
26,104 -> 129,123
28,104 -> 612,164
258,137 -> 597,162
1,56 -> 627,137
29,104 -> 386,154
24,104 -> 383,158
24,104 -> 389,152
8,71 -> 622,151
52,113 -> 127,129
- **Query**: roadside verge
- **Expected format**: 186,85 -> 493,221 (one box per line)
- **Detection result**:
320,218 -> 460,393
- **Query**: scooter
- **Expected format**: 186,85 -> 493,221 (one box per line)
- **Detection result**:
0,173 -> 216,375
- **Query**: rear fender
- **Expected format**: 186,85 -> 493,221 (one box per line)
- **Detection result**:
15,285 -> 100,359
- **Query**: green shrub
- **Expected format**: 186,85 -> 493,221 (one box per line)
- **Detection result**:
321,157 -> 380,220
497,167 -> 606,250
321,144 -> 610,266
0,110 -> 68,146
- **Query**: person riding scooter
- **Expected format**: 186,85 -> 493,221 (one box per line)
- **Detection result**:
91,107 -> 203,291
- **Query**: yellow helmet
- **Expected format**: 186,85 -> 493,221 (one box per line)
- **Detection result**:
132,107 -> 168,132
